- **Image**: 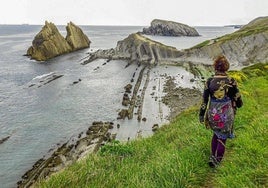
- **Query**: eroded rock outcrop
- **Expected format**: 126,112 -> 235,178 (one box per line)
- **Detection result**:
0,136 -> 10,145
17,121 -> 115,188
82,33 -> 183,65
142,19 -> 199,36
27,21 -> 90,61
176,17 -> 268,66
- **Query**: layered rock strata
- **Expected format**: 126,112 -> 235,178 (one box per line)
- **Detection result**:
27,21 -> 90,61
17,121 -> 115,188
142,19 -> 200,36
28,72 -> 63,88
177,17 -> 268,66
82,33 -> 183,65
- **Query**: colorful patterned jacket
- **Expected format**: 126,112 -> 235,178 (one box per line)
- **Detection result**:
199,73 -> 243,123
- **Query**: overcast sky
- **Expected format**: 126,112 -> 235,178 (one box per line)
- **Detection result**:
1,0 -> 267,26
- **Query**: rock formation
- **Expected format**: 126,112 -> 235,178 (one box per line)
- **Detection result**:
82,33 -> 183,65
83,17 -> 267,68
17,121 -> 115,188
28,72 -> 64,88
0,136 -> 10,144
142,19 -> 199,36
176,16 -> 268,67
27,21 -> 90,61
66,22 -> 91,50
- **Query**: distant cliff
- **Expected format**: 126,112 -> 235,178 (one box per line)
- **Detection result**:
176,16 -> 268,66
27,21 -> 90,61
82,33 -> 183,65
83,17 -> 267,68
142,19 -> 199,37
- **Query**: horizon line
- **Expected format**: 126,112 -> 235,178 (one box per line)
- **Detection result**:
0,23 -> 243,27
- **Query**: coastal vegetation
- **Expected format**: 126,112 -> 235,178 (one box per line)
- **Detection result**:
191,16 -> 268,49
37,62 -> 268,187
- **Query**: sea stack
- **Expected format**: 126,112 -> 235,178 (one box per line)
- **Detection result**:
27,21 -> 90,61
66,22 -> 91,50
142,19 -> 200,37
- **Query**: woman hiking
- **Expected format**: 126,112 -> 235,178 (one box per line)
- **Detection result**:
199,55 -> 243,167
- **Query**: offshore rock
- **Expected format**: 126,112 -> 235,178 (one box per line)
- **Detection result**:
142,19 -> 199,36
82,33 -> 183,65
176,16 -> 268,67
27,21 -> 90,61
66,22 -> 91,50
0,136 -> 10,144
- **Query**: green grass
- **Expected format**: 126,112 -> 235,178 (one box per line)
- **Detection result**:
38,63 -> 268,188
190,17 -> 268,50
191,40 -> 210,49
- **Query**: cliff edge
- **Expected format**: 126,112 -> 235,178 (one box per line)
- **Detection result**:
83,17 -> 267,68
177,16 -> 268,66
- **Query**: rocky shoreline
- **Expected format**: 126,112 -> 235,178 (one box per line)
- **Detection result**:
14,16 -> 268,188
162,76 -> 202,120
17,62 -> 204,187
17,121 -> 115,188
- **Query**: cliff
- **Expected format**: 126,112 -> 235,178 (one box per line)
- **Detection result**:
82,33 -> 183,65
142,19 -> 199,36
27,21 -> 90,61
83,17 -> 267,68
176,16 -> 268,66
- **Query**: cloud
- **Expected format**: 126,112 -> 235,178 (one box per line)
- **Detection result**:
0,0 -> 267,25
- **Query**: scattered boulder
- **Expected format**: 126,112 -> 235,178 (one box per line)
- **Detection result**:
124,84 -> 132,93
142,19 -> 200,36
72,78 -> 82,85
0,136 -> 10,144
122,93 -> 130,106
27,21 -> 90,61
142,117 -> 147,122
117,109 -> 129,120
152,124 -> 159,132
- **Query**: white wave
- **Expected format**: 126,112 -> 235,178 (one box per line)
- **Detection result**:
32,72 -> 55,80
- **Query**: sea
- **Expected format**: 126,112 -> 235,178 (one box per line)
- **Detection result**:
0,24 -> 236,187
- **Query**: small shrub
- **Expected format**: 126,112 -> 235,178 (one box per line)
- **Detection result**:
228,71 -> 247,83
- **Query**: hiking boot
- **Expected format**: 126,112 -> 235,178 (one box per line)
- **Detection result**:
208,155 -> 219,168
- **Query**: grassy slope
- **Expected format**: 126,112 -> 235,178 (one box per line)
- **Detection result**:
191,17 -> 268,49
38,63 -> 268,188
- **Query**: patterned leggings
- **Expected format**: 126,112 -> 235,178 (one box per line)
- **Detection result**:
211,133 -> 227,162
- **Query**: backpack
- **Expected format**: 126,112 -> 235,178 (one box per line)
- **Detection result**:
204,76 -> 235,133
207,99 -> 234,133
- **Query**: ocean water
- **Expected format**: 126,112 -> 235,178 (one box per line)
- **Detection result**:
0,24 -> 235,187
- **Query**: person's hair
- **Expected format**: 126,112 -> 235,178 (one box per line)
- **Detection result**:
213,55 -> 230,72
